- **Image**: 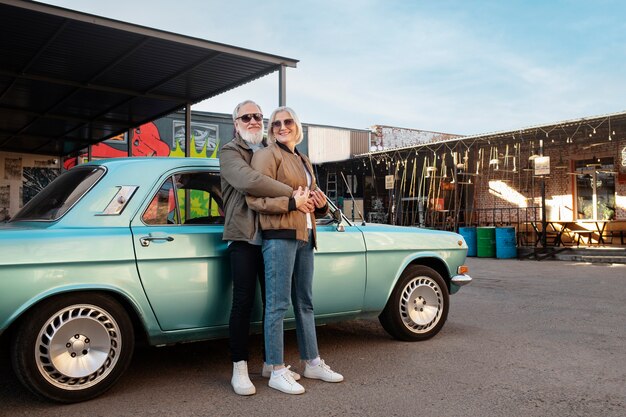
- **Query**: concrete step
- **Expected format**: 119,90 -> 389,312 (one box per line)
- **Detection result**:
553,254 -> 626,264
517,246 -> 626,263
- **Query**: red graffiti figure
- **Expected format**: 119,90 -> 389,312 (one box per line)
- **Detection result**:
64,122 -> 170,169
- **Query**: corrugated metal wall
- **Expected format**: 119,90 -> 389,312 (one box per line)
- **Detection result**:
350,131 -> 370,156
307,126 -> 351,163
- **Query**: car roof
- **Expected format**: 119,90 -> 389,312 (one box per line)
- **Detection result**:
82,157 -> 220,171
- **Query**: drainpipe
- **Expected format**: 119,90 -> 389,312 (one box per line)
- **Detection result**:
540,139 -> 547,248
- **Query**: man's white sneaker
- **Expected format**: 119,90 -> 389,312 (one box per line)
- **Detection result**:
303,359 -> 344,382
268,368 -> 305,394
231,360 -> 256,396
262,363 -> 301,381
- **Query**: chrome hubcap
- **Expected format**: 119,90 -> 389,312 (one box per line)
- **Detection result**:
36,304 -> 122,390
399,276 -> 443,333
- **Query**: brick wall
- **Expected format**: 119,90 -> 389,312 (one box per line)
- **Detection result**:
472,138 -> 625,223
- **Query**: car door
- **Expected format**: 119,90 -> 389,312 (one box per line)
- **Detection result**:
312,208 -> 367,316
131,169 -> 231,331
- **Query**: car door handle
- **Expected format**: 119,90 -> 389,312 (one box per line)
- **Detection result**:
139,235 -> 174,247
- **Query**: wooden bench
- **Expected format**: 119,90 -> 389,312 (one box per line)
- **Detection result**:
564,223 -> 596,247
605,220 -> 626,245
519,221 -> 563,247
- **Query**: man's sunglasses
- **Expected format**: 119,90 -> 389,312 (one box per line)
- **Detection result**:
271,119 -> 295,129
236,113 -> 263,123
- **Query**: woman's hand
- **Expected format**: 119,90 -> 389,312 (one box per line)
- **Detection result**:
310,188 -> 327,209
293,187 -> 314,213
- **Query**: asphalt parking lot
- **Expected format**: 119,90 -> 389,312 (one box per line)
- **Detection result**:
1,257 -> 625,417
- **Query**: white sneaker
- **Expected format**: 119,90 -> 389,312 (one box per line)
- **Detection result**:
268,368 -> 305,394
231,360 -> 256,396
262,363 -> 301,381
304,359 -> 344,382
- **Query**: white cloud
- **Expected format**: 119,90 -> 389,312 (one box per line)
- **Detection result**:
41,0 -> 626,135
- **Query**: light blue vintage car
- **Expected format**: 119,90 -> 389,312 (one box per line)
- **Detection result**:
0,157 -> 471,403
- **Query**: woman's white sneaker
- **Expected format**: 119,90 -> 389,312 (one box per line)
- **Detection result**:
303,359 -> 344,382
268,368 -> 305,394
231,360 -> 256,396
262,363 -> 301,381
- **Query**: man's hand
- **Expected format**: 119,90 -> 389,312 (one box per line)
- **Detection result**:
310,188 -> 327,209
293,187 -> 314,213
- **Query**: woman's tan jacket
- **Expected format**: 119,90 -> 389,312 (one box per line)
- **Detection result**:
246,142 -> 328,246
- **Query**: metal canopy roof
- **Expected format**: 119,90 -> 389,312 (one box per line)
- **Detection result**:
358,109 -> 626,157
0,0 -> 298,156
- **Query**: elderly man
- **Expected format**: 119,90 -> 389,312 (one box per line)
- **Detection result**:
220,100 -> 310,395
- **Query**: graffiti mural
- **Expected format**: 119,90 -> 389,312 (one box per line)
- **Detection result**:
172,121 -> 219,156
22,167 -> 60,205
63,122 -> 171,169
0,185 -> 9,221
63,119 -> 221,170
4,157 -> 22,180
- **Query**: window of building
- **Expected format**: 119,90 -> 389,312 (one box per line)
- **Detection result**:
574,157 -> 616,220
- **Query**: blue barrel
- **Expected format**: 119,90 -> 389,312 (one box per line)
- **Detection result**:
477,227 -> 496,258
495,226 -> 517,259
458,227 -> 477,257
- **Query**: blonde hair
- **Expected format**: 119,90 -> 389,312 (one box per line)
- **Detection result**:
267,106 -> 304,145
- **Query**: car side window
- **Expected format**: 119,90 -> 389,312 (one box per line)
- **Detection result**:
142,171 -> 224,226
143,177 -> 178,225
11,166 -> 105,222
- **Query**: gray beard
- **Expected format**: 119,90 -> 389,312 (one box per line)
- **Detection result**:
240,129 -> 263,145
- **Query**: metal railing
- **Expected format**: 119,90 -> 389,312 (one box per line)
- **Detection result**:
394,205 -> 545,246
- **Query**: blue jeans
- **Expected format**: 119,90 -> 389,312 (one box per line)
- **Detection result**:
263,232 -> 319,365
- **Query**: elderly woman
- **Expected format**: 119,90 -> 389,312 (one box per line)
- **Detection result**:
246,106 -> 343,395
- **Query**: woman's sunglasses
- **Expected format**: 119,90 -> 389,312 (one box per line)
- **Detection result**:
271,119 -> 295,129
236,113 -> 263,123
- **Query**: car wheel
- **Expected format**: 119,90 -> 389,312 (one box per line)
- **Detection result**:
10,293 -> 134,403
379,265 -> 449,341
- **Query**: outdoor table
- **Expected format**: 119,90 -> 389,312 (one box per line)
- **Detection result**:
546,220 -> 609,246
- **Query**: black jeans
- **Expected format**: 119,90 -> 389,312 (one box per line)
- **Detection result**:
228,241 -> 265,362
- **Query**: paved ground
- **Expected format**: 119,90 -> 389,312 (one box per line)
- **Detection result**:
1,258 -> 625,417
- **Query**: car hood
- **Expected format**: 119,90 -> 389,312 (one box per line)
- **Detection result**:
357,223 -> 467,252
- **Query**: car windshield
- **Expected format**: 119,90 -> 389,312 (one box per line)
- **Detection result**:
11,166 -> 105,221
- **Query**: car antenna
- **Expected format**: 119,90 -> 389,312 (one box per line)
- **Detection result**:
340,171 -> 366,226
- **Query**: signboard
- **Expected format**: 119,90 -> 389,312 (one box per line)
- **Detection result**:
385,175 -> 394,189
534,156 -> 550,176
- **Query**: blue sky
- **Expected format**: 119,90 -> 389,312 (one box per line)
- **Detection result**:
42,0 -> 626,135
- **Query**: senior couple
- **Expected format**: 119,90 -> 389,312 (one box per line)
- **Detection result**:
220,100 -> 342,395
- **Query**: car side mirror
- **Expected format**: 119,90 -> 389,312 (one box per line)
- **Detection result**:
332,208 -> 342,223
332,209 -> 345,232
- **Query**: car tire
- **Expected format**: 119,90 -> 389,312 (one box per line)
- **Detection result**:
10,293 -> 134,403
379,265 -> 449,341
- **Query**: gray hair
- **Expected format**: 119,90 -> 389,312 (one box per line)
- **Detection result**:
232,100 -> 263,122
267,106 -> 304,145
